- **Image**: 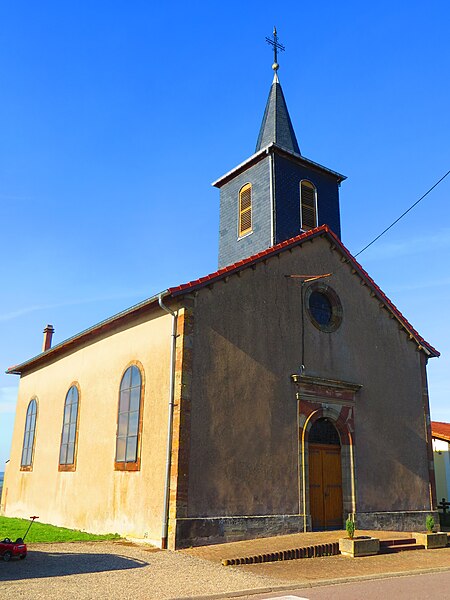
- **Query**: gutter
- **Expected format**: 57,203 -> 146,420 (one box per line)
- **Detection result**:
158,292 -> 178,549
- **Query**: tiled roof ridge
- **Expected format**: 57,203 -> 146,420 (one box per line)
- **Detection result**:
431,421 -> 450,441
169,225 -> 439,358
169,225 -> 326,295
332,232 -> 439,357
7,225 -> 439,375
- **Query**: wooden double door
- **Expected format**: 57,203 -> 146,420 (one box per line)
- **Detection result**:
309,443 -> 343,530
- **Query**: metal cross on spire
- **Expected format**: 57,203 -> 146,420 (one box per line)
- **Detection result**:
265,26 -> 285,71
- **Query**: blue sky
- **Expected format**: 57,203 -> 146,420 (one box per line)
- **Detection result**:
1,1 -> 449,467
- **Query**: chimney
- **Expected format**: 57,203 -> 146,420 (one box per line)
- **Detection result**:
42,324 -> 54,352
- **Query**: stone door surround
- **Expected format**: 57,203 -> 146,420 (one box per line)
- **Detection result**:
291,373 -> 362,531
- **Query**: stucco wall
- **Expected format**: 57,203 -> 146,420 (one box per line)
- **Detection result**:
187,235 -> 432,521
2,310 -> 172,545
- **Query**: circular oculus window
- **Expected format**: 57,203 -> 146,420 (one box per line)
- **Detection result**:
305,283 -> 342,332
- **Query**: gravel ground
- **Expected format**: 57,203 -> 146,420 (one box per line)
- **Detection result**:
1,538 -> 449,600
0,541 -> 281,600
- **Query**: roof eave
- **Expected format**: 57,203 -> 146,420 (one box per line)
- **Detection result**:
7,225 -> 439,375
6,290 -> 172,376
433,434 -> 450,443
212,143 -> 346,188
169,225 -> 439,359
211,147 -> 268,188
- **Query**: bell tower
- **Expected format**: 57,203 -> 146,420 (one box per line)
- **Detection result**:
213,29 -> 346,269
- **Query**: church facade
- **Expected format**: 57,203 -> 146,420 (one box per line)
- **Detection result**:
1,63 -> 439,549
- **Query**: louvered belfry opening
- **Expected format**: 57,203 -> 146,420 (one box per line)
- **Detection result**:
239,183 -> 252,236
300,181 -> 317,230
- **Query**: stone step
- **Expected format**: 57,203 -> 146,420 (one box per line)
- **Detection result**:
380,543 -> 425,554
379,538 -> 417,547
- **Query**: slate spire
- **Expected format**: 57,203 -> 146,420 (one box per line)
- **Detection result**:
255,72 -> 301,154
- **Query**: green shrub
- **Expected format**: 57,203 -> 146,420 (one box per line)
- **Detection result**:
346,516 -> 355,539
426,515 -> 435,533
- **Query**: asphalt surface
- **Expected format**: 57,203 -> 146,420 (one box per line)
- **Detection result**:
248,571 -> 450,599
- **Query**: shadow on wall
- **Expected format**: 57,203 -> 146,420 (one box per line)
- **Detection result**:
0,549 -> 148,581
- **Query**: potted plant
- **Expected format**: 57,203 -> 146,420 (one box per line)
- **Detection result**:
339,516 -> 380,558
346,516 -> 355,540
414,515 -> 448,549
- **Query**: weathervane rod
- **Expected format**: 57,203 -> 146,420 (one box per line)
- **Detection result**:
265,26 -> 285,71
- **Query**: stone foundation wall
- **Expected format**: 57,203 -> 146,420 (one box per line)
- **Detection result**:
355,510 -> 439,532
173,515 -> 305,549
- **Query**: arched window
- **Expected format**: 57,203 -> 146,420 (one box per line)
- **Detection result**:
21,399 -> 38,469
300,180 -> 317,231
59,385 -> 79,470
309,418 -> 341,445
115,364 -> 143,470
239,183 -> 252,237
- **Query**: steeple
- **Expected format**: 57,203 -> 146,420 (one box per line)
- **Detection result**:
214,29 -> 346,269
255,72 -> 300,154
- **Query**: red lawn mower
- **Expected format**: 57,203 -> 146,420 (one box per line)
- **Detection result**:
0,516 -> 39,561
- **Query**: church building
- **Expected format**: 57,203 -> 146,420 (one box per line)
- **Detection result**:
1,42 -> 439,549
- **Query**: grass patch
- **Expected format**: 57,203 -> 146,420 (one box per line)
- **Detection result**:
0,516 -> 120,543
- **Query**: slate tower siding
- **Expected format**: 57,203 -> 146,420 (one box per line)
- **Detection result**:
218,156 -> 272,269
273,153 -> 341,243
216,74 -> 344,268
217,150 -> 342,268
255,76 -> 300,154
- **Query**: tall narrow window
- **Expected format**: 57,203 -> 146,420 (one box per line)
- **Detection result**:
21,399 -> 37,469
300,180 -> 317,231
239,183 -> 252,237
59,385 -> 79,470
115,364 -> 143,471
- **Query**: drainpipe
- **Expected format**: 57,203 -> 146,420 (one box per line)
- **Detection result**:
158,292 -> 178,549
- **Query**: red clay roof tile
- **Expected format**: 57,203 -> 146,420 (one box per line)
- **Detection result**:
168,224 -> 439,357
7,225 -> 439,375
432,421 -> 450,442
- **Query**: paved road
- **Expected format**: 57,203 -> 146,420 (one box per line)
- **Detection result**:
247,571 -> 450,600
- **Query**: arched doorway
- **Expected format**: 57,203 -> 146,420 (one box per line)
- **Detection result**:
308,418 -> 343,530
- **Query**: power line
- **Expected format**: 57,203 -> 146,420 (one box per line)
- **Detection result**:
354,169 -> 450,258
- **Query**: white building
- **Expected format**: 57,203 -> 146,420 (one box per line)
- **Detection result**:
432,422 -> 450,505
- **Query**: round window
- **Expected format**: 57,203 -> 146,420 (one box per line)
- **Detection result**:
305,283 -> 342,332
309,291 -> 332,326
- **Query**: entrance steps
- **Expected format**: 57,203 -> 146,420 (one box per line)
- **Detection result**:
221,537 -> 437,565
379,538 -> 425,554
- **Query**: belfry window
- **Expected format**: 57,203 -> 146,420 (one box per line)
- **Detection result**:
21,399 -> 37,469
239,183 -> 252,237
300,180 -> 317,231
115,364 -> 143,471
59,385 -> 80,470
